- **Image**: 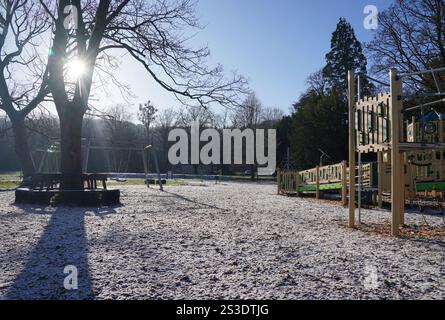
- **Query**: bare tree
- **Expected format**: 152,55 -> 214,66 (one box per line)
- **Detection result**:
41,0 -> 248,189
153,107 -> 178,171
176,104 -> 216,174
367,0 -> 445,91
0,0 -> 51,176
105,104 -> 134,143
214,108 -> 231,129
232,92 -> 263,129
306,69 -> 328,96
156,107 -> 178,130
230,92 -> 263,180
104,104 -> 137,172
261,107 -> 284,127
26,108 -> 60,142
138,100 -> 158,145
178,105 -> 216,128
0,112 -> 10,138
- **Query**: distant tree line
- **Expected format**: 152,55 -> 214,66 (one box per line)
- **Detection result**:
0,98 -> 283,175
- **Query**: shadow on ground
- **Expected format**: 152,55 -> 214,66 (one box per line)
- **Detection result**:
162,190 -> 231,213
6,206 -> 116,300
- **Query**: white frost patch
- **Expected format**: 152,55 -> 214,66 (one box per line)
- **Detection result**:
0,182 -> 444,300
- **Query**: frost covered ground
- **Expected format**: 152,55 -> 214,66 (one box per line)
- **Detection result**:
0,182 -> 443,300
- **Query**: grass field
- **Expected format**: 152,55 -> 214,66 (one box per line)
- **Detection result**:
0,174 -> 217,190
0,171 -> 274,190
108,179 -> 193,187
0,172 -> 21,190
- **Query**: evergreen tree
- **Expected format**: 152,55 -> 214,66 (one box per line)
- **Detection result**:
276,115 -> 293,169
290,90 -> 347,170
278,18 -> 375,171
323,18 -> 373,96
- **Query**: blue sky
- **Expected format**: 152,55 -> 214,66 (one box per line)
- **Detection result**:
98,0 -> 393,117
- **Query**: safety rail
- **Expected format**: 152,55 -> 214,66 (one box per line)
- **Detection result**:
299,162 -> 345,185
277,162 -> 374,205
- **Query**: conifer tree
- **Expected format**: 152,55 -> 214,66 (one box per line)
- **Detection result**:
323,18 -> 373,96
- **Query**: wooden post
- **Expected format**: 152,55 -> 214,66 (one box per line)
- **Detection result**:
358,152 -> 362,225
277,169 -> 281,195
341,160 -> 347,206
407,159 -> 415,206
400,153 -> 406,226
377,152 -> 383,208
142,148 -> 149,187
153,152 -> 163,191
390,68 -> 403,236
316,166 -> 320,199
348,70 -> 356,228
399,87 -> 406,227
296,172 -> 301,197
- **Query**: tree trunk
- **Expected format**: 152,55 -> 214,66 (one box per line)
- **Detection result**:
60,108 -> 84,190
10,114 -> 35,178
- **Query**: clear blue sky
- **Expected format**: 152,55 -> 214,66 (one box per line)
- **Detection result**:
98,0 -> 392,117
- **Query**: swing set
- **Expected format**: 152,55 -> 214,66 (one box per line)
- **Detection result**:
35,139 -> 165,190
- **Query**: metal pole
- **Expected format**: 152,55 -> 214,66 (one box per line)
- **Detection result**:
357,74 -> 362,224
402,98 -> 445,113
154,152 -> 163,191
316,166 -> 320,200
432,71 -> 442,93
364,75 -> 390,87
142,148 -> 148,187
403,92 -> 445,99
398,66 -> 445,78
38,151 -> 47,173
143,145 -> 152,188
390,68 -> 403,237
348,70 -> 356,228
421,104 -> 425,142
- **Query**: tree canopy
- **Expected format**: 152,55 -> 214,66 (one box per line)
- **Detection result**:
367,0 -> 445,93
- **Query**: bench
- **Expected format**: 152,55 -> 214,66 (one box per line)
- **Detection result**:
85,174 -> 107,190
30,174 -> 108,191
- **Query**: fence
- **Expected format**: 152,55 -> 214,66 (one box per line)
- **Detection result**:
277,162 -> 374,205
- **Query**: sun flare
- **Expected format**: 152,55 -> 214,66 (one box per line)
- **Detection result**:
66,58 -> 87,79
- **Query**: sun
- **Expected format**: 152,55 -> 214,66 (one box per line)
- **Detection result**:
66,58 -> 87,79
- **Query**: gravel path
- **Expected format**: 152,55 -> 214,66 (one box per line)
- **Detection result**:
0,182 -> 444,300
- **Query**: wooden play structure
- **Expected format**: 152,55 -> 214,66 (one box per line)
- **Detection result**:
278,67 -> 445,236
277,161 -> 375,204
